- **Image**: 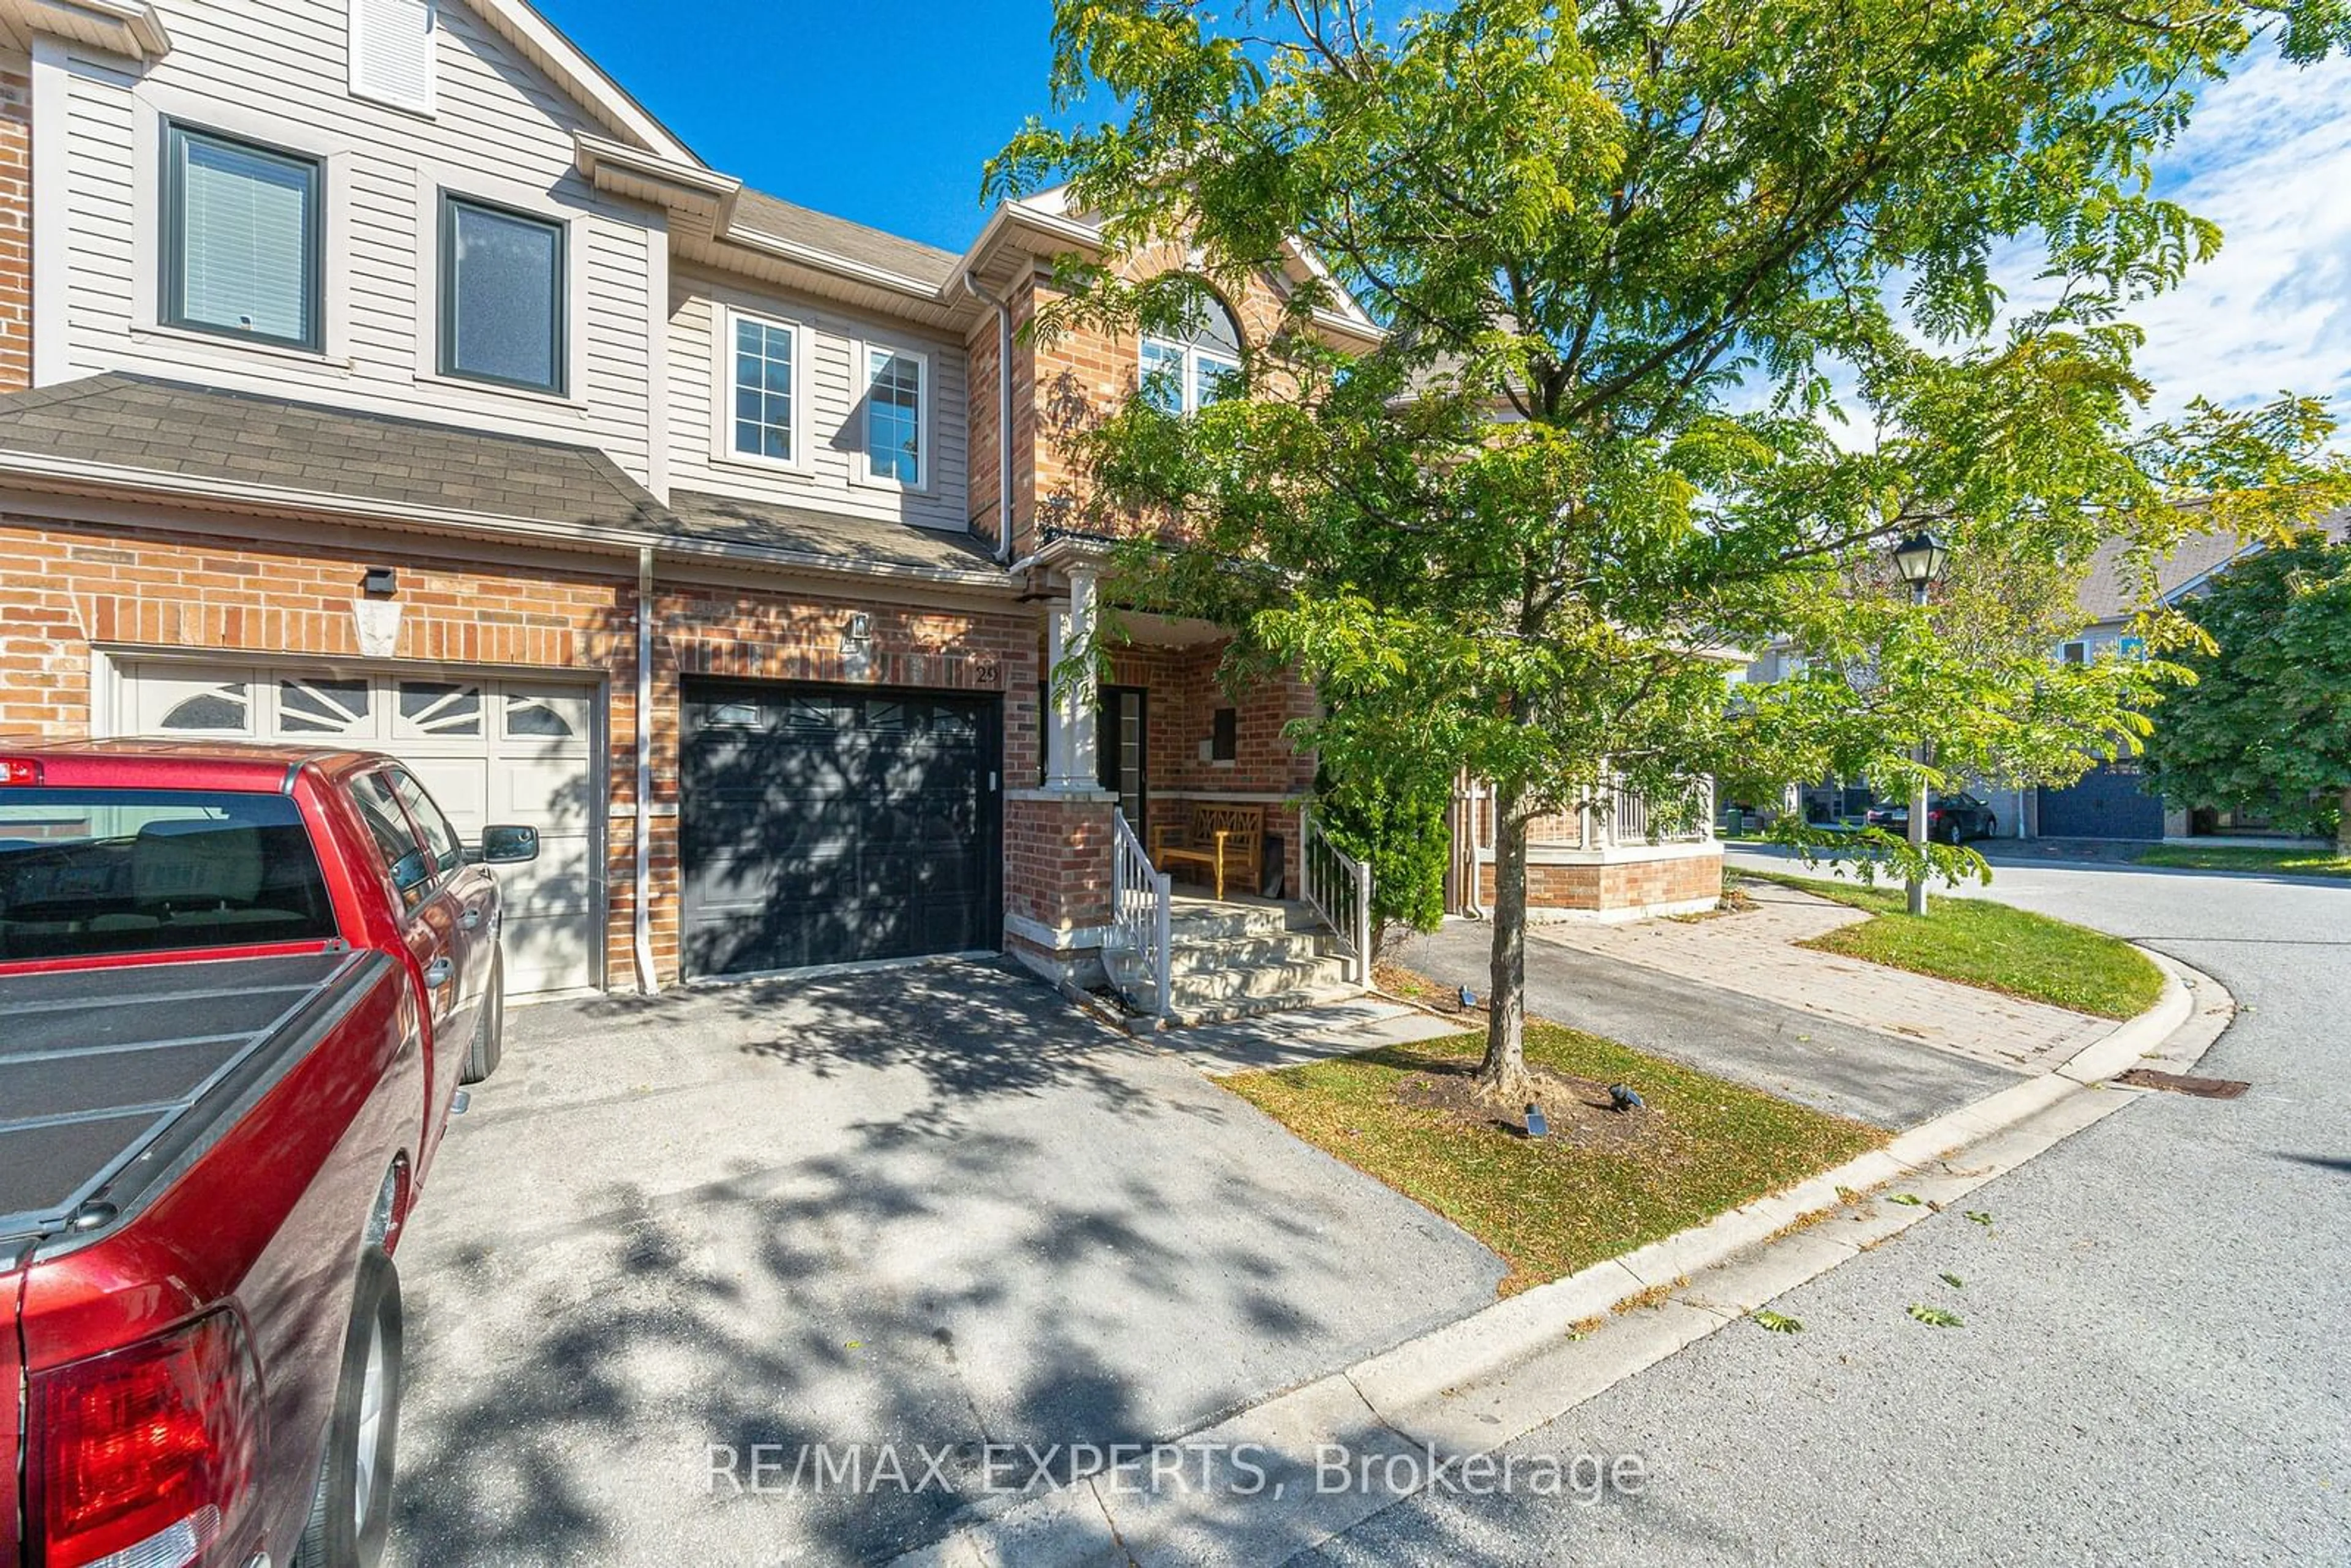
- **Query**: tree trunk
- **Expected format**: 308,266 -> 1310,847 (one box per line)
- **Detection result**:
1476,781 -> 1532,1101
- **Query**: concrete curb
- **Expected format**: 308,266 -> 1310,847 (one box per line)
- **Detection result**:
889,946 -> 2233,1568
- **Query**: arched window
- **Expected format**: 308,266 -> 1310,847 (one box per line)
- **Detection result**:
1139,293 -> 1242,415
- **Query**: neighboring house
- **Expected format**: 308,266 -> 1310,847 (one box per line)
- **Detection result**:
1734,513 -> 2349,844
2031,513 -> 2350,842
0,0 -> 1713,1013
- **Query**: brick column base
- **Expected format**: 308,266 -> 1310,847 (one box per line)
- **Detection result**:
1003,788 -> 1118,987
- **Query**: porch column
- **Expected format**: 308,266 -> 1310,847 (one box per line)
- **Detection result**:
1044,565 -> 1101,790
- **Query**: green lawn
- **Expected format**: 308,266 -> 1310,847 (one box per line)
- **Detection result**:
2135,844 -> 2351,879
1745,871 -> 2163,1019
1223,1022 -> 1884,1295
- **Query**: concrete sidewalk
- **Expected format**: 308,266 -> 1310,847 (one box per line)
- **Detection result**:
1397,877 -> 2121,1133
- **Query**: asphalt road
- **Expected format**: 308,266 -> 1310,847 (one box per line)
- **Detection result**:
1297,854 -> 2351,1567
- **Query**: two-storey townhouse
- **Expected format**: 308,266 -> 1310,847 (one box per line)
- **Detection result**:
2032,513 -> 2349,842
0,0 -> 1723,1014
1738,511 -> 2350,845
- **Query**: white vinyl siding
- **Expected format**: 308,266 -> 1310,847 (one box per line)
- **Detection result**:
348,0 -> 435,114
43,0 -> 658,481
667,273 -> 970,531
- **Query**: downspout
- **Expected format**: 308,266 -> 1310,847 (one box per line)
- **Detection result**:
632,545 -> 658,995
961,268 -> 1017,566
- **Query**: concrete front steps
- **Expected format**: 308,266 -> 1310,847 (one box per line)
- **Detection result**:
1107,896 -> 1361,1027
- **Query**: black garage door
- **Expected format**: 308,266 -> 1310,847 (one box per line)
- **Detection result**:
680,681 -> 1000,977
2037,760 -> 2167,841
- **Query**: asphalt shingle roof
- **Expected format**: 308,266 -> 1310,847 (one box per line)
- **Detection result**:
0,373 -> 669,531
0,374 -> 1003,579
2077,508 -> 2350,621
730,188 -> 964,290
662,489 -> 997,574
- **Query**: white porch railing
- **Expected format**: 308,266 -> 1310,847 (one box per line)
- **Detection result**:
1459,775 -> 1718,853
1109,809 -> 1172,1018
1300,808 -> 1373,985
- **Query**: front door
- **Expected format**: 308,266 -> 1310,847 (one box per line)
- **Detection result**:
1099,686 -> 1147,833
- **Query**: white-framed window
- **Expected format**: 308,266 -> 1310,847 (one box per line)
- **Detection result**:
713,305 -> 803,468
859,343 -> 928,489
1139,292 -> 1242,415
2061,641 -> 2088,666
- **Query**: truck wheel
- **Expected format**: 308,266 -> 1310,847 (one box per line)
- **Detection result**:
298,1248 -> 402,1568
460,948 -> 504,1085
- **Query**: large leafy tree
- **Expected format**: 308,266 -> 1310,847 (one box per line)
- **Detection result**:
2147,533 -> 2351,847
991,0 -> 2349,1097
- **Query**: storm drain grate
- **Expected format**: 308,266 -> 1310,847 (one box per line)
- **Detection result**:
2115,1068 -> 2249,1100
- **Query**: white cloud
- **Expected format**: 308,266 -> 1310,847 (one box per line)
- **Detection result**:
2038,50 -> 2351,426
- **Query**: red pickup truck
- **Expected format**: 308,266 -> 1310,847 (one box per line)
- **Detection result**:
0,740 -> 536,1568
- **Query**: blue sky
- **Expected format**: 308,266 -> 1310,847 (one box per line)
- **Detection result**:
544,1 -> 2351,426
541,0 -> 1062,254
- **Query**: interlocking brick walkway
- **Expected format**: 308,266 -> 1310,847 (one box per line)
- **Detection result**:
1530,880 -> 2112,1073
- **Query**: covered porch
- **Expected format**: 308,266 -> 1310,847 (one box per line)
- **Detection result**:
1002,544 -> 1368,1022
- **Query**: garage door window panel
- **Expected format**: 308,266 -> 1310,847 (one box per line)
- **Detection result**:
277,677 -> 375,737
397,681 -> 484,738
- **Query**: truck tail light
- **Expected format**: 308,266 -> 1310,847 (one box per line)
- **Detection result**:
27,1310 -> 264,1568
0,757 -> 40,786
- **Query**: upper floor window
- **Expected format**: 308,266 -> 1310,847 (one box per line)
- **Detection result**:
1140,294 -> 1241,415
863,346 -> 926,487
439,195 -> 565,394
726,309 -> 799,464
163,125 -> 322,351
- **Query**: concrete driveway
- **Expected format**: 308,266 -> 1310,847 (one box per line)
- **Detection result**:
386,960 -> 1502,1568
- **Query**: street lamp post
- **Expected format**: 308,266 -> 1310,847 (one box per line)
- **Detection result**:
1892,531 -> 1951,917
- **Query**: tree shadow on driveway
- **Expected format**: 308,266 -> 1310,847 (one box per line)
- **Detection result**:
389,960 -> 1504,1567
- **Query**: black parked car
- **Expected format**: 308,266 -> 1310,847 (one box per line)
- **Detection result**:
1865,792 -> 2000,844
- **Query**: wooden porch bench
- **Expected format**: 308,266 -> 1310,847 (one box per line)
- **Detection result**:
1149,803 -> 1264,901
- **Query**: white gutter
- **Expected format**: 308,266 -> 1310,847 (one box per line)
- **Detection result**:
961,269 -> 1018,566
721,225 -> 953,307
633,546 -> 658,996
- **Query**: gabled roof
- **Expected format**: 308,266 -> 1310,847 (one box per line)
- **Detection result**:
2077,509 -> 2351,622
465,0 -> 697,163
0,375 -> 1011,585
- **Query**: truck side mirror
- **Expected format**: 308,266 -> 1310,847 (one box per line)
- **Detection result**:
479,824 -> 539,865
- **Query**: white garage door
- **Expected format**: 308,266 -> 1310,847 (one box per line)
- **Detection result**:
116,662 -> 603,996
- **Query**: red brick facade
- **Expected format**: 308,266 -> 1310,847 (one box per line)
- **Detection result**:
0,50 -> 26,394
1475,850 -> 1723,917
0,506 -> 1041,987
